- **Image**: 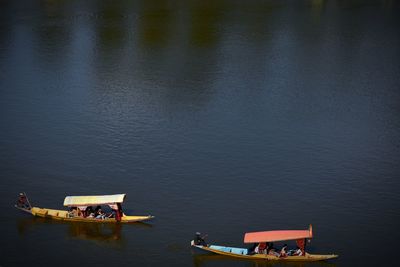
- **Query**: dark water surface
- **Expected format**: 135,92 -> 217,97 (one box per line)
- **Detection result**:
1,0 -> 400,266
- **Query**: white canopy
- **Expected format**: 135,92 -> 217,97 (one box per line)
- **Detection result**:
63,194 -> 126,207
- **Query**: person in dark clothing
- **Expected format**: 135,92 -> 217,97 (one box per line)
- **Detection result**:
194,232 -> 207,246
94,206 -> 101,216
16,193 -> 30,209
267,242 -> 274,254
267,242 -> 280,256
280,244 -> 288,257
247,243 -> 258,255
85,206 -> 94,217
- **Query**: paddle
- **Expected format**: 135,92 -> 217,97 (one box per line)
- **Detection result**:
23,192 -> 32,209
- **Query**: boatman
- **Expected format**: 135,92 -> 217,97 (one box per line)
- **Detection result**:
16,193 -> 30,209
194,232 -> 208,246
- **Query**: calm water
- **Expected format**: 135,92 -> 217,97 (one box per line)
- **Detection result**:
1,0 -> 400,266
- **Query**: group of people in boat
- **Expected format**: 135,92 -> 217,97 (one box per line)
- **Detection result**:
249,242 -> 303,257
193,232 -> 304,258
68,205 -> 122,220
16,193 -> 125,221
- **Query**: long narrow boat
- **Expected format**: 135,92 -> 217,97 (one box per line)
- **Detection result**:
15,193 -> 154,223
191,225 -> 338,262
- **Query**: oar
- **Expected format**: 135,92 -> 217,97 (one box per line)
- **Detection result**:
23,192 -> 32,209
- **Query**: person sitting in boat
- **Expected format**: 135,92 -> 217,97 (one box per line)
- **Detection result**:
266,242 -> 274,254
265,242 -> 270,254
85,206 -> 94,217
16,193 -> 30,209
95,206 -> 106,219
194,232 -> 207,246
268,248 -> 279,257
279,244 -> 288,258
247,243 -> 258,255
68,207 -> 82,217
267,243 -> 280,257
107,209 -> 116,218
94,206 -> 101,216
291,246 -> 303,256
255,242 -> 267,254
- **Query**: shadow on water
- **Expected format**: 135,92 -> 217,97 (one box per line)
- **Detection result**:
16,216 -> 152,248
192,253 -> 337,267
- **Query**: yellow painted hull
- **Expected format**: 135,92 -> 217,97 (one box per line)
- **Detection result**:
25,206 -> 154,223
192,243 -> 338,262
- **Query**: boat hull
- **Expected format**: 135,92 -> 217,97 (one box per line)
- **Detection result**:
18,206 -> 154,223
191,242 -> 338,262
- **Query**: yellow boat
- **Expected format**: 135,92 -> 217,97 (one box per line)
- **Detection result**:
191,225 -> 338,262
15,193 -> 154,223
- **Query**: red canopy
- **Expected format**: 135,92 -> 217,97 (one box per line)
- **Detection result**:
244,225 -> 313,243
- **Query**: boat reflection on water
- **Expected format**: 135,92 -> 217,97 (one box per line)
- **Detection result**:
17,217 -> 152,248
192,254 -> 337,267
68,221 -> 123,246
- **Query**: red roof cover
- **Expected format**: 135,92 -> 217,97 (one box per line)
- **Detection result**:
244,225 -> 313,243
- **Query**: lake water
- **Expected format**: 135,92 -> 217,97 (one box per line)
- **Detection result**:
1,0 -> 399,266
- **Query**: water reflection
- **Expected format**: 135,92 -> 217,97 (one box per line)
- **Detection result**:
0,1 -> 12,58
309,0 -> 327,22
138,0 -> 173,47
189,0 -> 225,47
17,217 -> 152,247
68,222 -> 123,243
11,0 -> 377,113
35,0 -> 71,66
96,0 -> 127,49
